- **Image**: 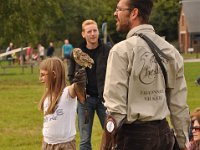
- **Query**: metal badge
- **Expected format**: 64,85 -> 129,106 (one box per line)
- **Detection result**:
106,120 -> 115,133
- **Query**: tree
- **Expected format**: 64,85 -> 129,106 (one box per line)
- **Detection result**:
150,0 -> 181,41
0,0 -> 64,48
0,0 -> 181,49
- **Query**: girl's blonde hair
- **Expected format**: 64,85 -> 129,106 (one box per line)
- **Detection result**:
38,57 -> 66,114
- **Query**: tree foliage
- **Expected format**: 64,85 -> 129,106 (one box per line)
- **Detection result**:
0,0 -> 181,49
150,0 -> 181,41
0,0 -> 65,48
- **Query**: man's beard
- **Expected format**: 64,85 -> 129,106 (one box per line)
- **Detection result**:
116,20 -> 130,33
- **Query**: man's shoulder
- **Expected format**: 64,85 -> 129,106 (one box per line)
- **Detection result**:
67,44 -> 73,48
99,42 -> 112,52
112,39 -> 128,49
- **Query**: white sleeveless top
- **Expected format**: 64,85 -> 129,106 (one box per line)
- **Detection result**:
42,87 -> 77,144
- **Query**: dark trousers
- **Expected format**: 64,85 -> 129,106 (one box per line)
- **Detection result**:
116,119 -> 175,150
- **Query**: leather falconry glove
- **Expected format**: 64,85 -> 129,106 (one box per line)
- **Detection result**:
72,48 -> 94,124
73,68 -> 87,104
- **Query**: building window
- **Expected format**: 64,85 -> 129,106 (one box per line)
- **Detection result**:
182,15 -> 184,26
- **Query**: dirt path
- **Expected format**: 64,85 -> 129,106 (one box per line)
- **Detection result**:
184,58 -> 200,63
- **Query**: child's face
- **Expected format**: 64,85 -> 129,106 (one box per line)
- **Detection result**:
39,69 -> 48,84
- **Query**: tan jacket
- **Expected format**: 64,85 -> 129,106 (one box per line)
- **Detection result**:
104,24 -> 190,149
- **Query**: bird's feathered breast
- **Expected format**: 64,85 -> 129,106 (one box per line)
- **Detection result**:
72,48 -> 94,68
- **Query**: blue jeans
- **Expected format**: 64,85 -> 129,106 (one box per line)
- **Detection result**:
77,96 -> 106,150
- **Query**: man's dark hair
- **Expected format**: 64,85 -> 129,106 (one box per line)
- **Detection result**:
128,0 -> 153,23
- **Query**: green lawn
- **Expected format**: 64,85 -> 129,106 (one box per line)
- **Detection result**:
184,62 -> 200,110
0,61 -> 199,150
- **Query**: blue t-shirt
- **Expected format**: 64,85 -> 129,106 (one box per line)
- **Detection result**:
62,44 -> 73,58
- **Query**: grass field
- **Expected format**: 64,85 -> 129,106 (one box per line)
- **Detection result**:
0,61 -> 200,150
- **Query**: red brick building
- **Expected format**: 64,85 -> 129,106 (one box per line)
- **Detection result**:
179,0 -> 200,53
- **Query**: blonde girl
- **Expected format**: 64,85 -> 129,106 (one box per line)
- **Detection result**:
39,57 -> 85,150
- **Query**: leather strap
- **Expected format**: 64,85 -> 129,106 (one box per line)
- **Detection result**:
133,33 -> 172,108
133,33 -> 169,88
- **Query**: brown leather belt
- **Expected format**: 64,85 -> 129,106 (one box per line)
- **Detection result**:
131,118 -> 166,125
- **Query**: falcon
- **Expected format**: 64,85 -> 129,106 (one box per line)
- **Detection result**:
72,48 -> 94,68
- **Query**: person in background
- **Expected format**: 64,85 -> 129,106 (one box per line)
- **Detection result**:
189,108 -> 200,150
189,140 -> 200,150
47,42 -> 55,57
62,38 -> 73,60
38,43 -> 45,61
26,45 -> 33,62
190,108 -> 200,142
6,42 -> 13,65
103,0 -> 190,150
31,47 -> 39,61
38,57 -> 86,150
192,111 -> 200,142
11,51 -> 17,64
68,19 -> 111,150
62,38 -> 73,74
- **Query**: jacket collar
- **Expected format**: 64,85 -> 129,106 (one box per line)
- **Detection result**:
126,24 -> 155,39
81,39 -> 102,50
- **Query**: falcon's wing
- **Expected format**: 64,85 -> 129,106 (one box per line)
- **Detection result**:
72,48 -> 94,68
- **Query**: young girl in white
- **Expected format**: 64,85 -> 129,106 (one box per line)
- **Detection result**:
38,57 -> 85,150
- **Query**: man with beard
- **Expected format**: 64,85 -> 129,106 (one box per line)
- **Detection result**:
103,0 -> 190,150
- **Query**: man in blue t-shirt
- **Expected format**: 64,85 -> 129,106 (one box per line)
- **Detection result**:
62,38 -> 73,59
62,38 -> 73,75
